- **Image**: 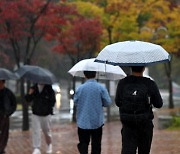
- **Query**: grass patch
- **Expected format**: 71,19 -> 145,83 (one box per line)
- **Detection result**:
167,116 -> 180,130
16,104 -> 31,110
17,104 -> 23,110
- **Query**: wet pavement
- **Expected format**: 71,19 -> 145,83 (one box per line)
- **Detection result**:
6,111 -> 180,154
6,88 -> 180,154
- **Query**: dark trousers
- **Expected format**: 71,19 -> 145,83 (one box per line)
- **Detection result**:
0,116 -> 9,154
77,126 -> 103,154
121,121 -> 153,154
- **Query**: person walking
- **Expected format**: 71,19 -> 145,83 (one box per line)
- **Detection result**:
25,83 -> 56,154
74,71 -> 112,154
115,66 -> 163,154
0,80 -> 17,154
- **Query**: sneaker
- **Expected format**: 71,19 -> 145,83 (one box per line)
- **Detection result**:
46,144 -> 52,154
32,148 -> 41,154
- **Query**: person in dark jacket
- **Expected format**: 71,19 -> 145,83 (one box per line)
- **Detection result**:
115,66 -> 163,154
0,80 -> 17,154
25,84 -> 55,154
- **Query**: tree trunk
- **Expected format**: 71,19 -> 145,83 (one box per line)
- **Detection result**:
165,61 -> 174,109
107,26 -> 113,44
20,79 -> 29,131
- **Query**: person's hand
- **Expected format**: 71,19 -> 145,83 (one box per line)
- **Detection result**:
28,88 -> 34,95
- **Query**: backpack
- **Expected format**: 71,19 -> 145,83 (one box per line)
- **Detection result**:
119,83 -> 151,123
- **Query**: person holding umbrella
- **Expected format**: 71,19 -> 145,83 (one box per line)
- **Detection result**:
15,65 -> 57,154
25,83 -> 56,154
0,80 -> 17,154
95,40 -> 170,153
74,71 -> 112,154
115,66 -> 163,154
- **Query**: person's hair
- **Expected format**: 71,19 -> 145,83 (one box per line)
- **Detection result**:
83,71 -> 96,79
131,66 -> 145,73
0,80 -> 5,83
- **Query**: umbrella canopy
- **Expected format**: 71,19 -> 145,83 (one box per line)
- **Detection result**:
15,65 -> 57,84
68,58 -> 126,80
95,40 -> 171,66
0,68 -> 18,80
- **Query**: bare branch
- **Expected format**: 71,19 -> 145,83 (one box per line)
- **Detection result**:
25,0 -> 51,63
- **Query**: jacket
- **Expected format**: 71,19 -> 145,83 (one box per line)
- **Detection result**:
25,84 -> 56,116
0,88 -> 17,116
115,75 -> 163,121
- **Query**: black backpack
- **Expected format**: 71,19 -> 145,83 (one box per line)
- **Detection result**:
119,83 -> 151,123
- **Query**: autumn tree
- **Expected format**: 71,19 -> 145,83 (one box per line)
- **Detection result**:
0,0 -> 74,130
53,18 -> 102,61
51,3 -> 103,71
138,0 -> 180,108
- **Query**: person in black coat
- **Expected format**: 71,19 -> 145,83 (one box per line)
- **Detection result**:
115,66 -> 163,154
25,84 -> 55,154
0,80 -> 17,154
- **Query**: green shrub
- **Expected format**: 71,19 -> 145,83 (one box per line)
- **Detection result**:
168,116 -> 180,130
17,104 -> 22,110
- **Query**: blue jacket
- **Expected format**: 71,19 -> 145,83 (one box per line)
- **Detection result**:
74,79 -> 112,129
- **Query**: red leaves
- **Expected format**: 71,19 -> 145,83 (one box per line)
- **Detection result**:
0,0 -> 103,63
0,0 -> 27,40
53,17 -> 103,56
72,17 -> 102,45
0,0 -> 74,41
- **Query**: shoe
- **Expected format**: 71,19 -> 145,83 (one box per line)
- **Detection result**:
46,144 -> 52,154
32,148 -> 41,154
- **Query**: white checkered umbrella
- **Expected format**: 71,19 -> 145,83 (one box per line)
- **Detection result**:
95,40 -> 171,66
68,58 -> 126,80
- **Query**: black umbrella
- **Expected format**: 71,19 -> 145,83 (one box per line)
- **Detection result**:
0,68 -> 18,80
15,65 -> 58,84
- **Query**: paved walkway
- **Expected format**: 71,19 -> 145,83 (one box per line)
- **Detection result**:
6,119 -> 180,154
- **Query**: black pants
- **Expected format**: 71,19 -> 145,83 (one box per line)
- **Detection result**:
121,121 -> 153,154
77,126 -> 103,154
0,116 -> 9,154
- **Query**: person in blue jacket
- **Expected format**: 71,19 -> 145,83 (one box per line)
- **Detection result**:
74,71 -> 112,154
